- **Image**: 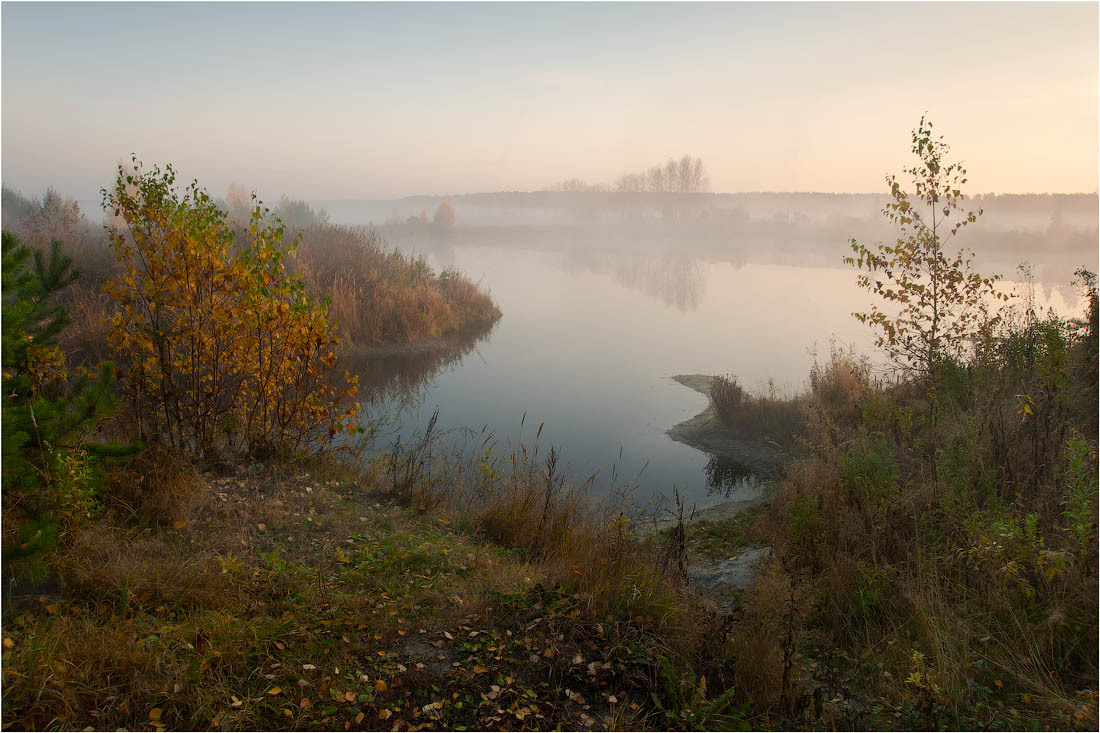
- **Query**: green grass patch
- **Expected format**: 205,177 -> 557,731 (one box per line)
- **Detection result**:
684,504 -> 767,560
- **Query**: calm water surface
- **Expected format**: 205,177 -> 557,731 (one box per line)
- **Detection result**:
357,238 -> 1080,510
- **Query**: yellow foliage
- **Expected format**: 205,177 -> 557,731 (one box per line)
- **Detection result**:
101,158 -> 359,458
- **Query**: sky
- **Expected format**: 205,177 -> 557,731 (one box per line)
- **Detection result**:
2,2 -> 1097,201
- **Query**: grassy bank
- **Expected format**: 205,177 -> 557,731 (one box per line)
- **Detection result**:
2,449 -> 748,731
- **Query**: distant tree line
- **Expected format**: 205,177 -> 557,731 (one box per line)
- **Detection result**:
615,155 -> 709,193
545,155 -> 710,194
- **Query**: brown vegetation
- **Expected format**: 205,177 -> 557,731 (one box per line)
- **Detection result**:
1,185 -> 499,359
722,283 -> 1099,732
292,224 -> 499,349
3,448 -> 748,731
709,374 -> 808,445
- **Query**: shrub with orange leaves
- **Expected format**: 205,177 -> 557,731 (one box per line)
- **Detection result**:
101,157 -> 359,459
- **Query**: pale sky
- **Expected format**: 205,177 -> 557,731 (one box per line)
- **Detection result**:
2,2 -> 1097,200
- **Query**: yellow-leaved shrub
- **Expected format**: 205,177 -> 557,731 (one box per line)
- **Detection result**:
101,158 -> 359,459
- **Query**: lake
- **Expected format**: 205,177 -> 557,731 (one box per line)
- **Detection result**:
351,230 -> 1087,512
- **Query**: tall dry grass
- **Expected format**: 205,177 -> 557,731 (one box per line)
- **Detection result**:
57,283 -> 114,367
709,374 -> 807,445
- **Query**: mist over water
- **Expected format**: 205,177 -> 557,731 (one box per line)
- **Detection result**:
345,195 -> 1094,510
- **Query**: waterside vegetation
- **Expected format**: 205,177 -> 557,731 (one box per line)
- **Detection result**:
2,122 -> 1096,731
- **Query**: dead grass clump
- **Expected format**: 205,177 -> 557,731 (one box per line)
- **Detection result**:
56,523 -> 236,612
710,374 -> 746,424
105,446 -> 204,526
4,614 -> 164,730
58,283 -> 114,366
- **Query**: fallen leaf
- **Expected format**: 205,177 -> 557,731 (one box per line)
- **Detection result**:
173,521 -> 187,529
379,709 -> 392,720
345,691 -> 355,703
300,698 -> 312,710
267,687 -> 282,696
2,638 -> 13,650
356,712 -> 365,724
375,679 -> 388,692
230,696 -> 243,708
44,603 -> 59,615
149,708 -> 163,721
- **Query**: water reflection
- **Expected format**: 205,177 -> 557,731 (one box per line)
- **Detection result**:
559,250 -> 705,311
329,239 -> 1088,509
704,455 -> 763,500
341,320 -> 498,413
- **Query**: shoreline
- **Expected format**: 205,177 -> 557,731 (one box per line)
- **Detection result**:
338,316 -> 501,360
659,374 -> 792,598
665,374 -> 789,480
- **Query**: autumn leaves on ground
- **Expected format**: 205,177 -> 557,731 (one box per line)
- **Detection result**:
6,466 -> 703,731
